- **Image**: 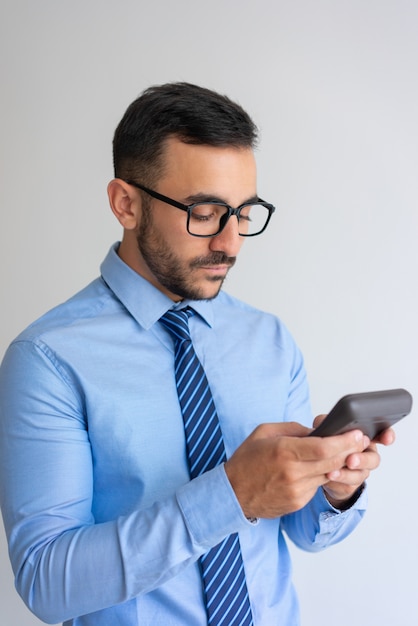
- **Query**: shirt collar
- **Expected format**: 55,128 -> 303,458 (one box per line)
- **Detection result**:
100,243 -> 215,330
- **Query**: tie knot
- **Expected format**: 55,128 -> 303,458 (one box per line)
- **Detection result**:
160,308 -> 194,343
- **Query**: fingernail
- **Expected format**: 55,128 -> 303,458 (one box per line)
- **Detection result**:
328,470 -> 341,480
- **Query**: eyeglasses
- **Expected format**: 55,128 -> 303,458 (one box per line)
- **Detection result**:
125,180 -> 276,237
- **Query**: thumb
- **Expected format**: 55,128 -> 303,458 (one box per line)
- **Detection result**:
312,414 -> 327,429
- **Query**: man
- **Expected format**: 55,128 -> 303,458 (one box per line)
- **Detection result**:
0,83 -> 393,625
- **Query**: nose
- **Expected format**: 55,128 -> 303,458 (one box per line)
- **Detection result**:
208,215 -> 243,257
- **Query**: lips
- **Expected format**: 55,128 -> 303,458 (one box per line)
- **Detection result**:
191,255 -> 236,270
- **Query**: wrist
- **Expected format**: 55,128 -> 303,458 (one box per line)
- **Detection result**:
323,483 -> 366,511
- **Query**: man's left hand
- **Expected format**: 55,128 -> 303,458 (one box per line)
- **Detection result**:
312,415 -> 396,509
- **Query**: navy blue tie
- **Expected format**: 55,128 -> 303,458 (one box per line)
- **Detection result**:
160,308 -> 253,626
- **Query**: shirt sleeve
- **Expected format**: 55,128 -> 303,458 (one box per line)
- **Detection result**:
0,340 -> 249,624
281,484 -> 367,552
277,328 -> 368,553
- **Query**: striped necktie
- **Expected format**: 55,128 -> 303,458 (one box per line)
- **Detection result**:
160,308 -> 253,626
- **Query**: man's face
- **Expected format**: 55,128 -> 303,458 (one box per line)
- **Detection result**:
133,137 -> 257,301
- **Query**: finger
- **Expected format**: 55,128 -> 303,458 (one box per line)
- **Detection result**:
326,466 -> 370,487
293,430 -> 369,483
373,427 -> 396,446
312,429 -> 369,462
312,414 -> 327,429
327,443 -> 381,482
345,447 -> 381,472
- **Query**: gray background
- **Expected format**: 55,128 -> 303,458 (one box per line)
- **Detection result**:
1,1 -> 417,624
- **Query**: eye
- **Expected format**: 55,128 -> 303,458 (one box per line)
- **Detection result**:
238,205 -> 253,222
190,204 -> 224,222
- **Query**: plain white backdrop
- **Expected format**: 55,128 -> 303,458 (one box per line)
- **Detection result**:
1,1 -> 417,624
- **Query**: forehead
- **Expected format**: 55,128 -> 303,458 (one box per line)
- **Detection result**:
157,137 -> 257,201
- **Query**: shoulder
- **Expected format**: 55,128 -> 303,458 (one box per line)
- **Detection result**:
12,277 -> 118,346
1,277 -> 124,387
214,291 -> 297,350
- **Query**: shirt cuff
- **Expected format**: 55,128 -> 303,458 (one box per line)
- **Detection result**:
176,464 -> 251,549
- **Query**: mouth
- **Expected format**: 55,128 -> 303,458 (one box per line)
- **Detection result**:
197,263 -> 235,282
200,264 -> 231,273
191,255 -> 236,273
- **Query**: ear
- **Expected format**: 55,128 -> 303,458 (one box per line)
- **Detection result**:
107,179 -> 141,230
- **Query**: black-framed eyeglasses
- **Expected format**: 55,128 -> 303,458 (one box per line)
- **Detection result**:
125,180 -> 276,238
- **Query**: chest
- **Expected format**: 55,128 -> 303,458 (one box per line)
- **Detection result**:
72,321 -> 295,519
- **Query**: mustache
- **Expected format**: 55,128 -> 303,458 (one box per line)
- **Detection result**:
190,253 -> 236,269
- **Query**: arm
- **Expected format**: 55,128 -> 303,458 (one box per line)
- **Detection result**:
281,431 -> 395,551
255,335 -> 392,550
281,482 -> 367,552
0,340 -> 249,624
224,417 -> 393,552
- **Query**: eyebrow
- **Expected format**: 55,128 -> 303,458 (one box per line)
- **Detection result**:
183,192 -> 260,206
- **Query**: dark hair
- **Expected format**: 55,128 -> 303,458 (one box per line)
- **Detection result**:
113,82 -> 258,184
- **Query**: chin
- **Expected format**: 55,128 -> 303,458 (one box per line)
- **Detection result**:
185,281 -> 224,302
198,280 -> 225,301
163,274 -> 225,302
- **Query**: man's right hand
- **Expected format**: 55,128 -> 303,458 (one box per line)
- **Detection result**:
224,422 -> 369,519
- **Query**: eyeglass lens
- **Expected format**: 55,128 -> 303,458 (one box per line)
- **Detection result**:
188,203 -> 270,236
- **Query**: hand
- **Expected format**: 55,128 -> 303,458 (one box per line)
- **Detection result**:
312,415 -> 396,508
224,422 -> 370,519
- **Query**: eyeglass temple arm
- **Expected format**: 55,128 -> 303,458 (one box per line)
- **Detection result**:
125,181 -> 189,212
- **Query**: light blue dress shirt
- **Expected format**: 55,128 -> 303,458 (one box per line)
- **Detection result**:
0,244 -> 366,625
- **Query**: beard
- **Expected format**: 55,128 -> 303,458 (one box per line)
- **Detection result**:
136,210 -> 236,301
